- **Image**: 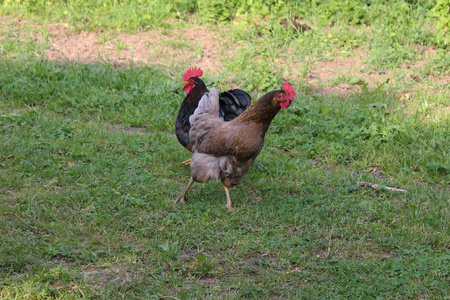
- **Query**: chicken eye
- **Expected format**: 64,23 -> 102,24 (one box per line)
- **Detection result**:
277,93 -> 287,101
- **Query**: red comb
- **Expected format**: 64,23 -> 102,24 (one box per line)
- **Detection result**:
183,67 -> 203,81
282,82 -> 296,98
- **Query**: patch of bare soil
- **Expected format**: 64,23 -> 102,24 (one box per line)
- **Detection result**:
306,51 -> 383,96
44,26 -> 225,72
305,47 -> 449,97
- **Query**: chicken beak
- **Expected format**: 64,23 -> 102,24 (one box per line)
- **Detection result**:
183,81 -> 188,85
289,98 -> 296,104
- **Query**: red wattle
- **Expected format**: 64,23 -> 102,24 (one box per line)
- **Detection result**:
280,101 -> 291,109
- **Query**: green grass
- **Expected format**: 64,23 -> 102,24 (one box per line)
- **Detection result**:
1,1 -> 450,298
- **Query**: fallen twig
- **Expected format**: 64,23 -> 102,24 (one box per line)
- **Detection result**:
0,188 -> 16,197
358,181 -> 408,193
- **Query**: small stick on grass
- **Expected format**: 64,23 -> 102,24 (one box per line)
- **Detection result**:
0,188 -> 15,197
358,181 -> 408,193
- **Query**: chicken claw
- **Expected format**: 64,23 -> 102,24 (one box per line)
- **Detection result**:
181,159 -> 191,166
175,177 -> 194,204
175,193 -> 186,204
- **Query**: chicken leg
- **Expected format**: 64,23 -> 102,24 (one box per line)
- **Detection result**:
175,177 -> 194,204
181,158 -> 191,165
224,186 -> 233,211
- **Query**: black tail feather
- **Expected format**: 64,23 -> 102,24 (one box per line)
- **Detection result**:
219,89 -> 251,121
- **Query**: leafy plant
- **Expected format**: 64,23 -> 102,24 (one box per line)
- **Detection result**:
429,0 -> 450,46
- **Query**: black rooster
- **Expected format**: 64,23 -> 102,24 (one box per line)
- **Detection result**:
175,67 -> 251,164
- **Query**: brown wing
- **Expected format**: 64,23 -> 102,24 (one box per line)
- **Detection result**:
191,118 -> 264,160
189,87 -> 265,160
190,112 -> 231,156
189,88 -> 235,157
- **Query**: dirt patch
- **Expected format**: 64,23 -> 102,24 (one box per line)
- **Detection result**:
44,27 -> 225,72
296,46 -> 449,95
308,54 -> 366,83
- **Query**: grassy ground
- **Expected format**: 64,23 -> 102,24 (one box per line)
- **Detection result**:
1,0 -> 449,298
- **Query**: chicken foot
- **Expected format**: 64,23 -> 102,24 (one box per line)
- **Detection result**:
176,178 -> 233,211
181,158 -> 191,165
223,186 -> 233,211
175,177 -> 194,204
